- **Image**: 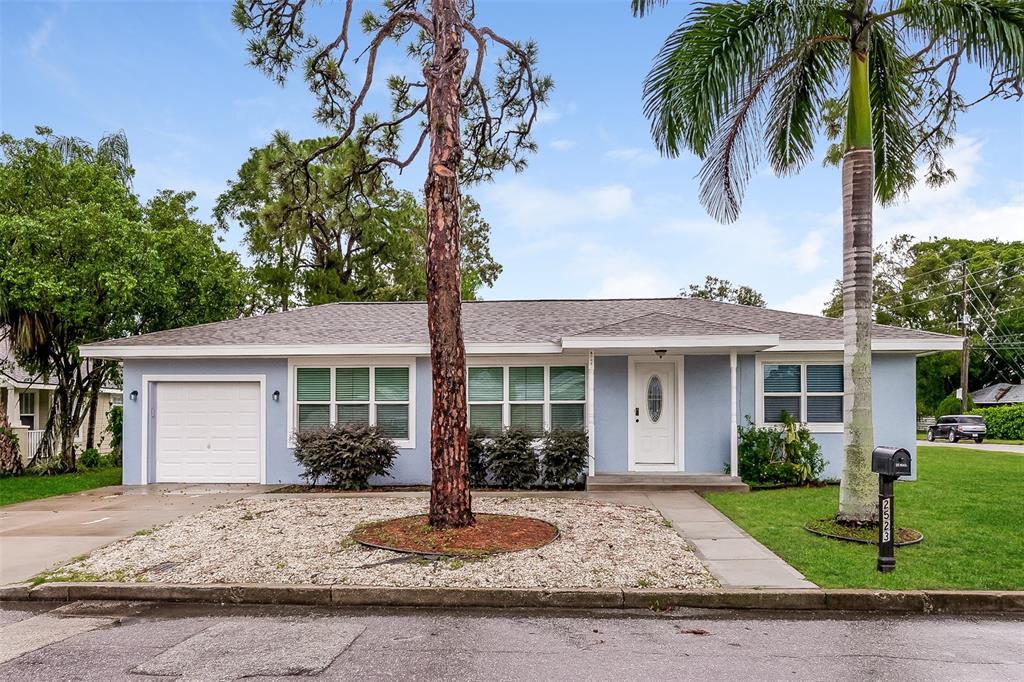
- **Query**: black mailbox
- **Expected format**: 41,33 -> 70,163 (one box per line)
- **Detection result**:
871,446 -> 912,573
871,446 -> 912,478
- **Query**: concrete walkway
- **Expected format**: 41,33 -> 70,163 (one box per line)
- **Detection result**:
587,491 -> 816,589
0,484 -> 279,584
918,440 -> 1024,454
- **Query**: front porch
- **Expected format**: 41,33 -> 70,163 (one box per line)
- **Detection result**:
585,472 -> 748,492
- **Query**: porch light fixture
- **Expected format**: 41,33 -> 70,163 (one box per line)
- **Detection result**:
129,390 -> 138,401
272,390 -> 280,402
654,349 -> 667,359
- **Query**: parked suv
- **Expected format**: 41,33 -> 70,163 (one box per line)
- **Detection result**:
927,415 -> 987,443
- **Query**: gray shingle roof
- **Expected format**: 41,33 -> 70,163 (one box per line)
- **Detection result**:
971,383 -> 1024,405
83,298 -> 956,350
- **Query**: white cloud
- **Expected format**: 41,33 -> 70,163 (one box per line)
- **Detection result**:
576,244 -> 677,299
604,146 -> 660,166
550,138 -> 576,151
482,181 -> 634,230
27,15 -> 57,56
790,229 -> 826,273
776,279 -> 837,315
875,137 -> 1024,244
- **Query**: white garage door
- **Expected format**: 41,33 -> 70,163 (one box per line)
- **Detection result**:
155,381 -> 261,483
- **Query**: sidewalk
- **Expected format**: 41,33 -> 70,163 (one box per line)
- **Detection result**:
587,490 -> 816,589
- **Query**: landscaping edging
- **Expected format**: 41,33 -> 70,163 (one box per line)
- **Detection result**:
1,583 -> 1022,614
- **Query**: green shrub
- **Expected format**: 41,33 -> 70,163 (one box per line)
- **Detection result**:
971,404 -> 1024,439
485,428 -> 539,489
79,448 -> 101,469
466,429 -> 491,487
293,424 -> 398,489
735,413 -> 825,486
936,392 -> 973,418
540,429 -> 589,488
106,405 -> 123,465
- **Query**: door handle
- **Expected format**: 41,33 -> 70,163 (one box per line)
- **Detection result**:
634,407 -> 640,423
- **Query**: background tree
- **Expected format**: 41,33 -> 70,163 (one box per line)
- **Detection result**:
215,136 -> 500,312
824,235 -> 1024,415
235,0 -> 551,527
633,0 -> 1023,522
0,128 -> 249,470
684,275 -> 766,307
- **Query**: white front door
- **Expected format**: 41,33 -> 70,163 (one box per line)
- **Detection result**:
155,381 -> 261,483
632,362 -> 677,469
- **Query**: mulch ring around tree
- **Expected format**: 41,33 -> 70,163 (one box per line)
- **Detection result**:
351,513 -> 559,557
805,517 -> 923,547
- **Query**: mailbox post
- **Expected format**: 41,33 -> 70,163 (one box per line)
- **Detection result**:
870,446 -> 912,572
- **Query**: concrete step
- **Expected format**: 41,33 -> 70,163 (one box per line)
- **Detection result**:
585,474 -> 749,493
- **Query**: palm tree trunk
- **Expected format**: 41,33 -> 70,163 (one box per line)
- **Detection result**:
425,0 -> 473,528
838,39 -> 877,522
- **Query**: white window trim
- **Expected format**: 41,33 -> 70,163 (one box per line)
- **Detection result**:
755,353 -> 844,433
288,358 -> 416,449
19,391 -> 36,429
466,360 -> 587,434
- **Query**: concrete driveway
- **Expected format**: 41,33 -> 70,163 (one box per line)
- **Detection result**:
918,440 -> 1024,454
0,484 -> 278,584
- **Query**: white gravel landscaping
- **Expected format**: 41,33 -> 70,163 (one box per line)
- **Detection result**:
47,496 -> 717,589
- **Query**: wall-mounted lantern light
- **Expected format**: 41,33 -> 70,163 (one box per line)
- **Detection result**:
129,390 -> 139,401
272,390 -> 280,402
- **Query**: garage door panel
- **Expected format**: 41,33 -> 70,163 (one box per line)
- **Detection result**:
155,381 -> 261,483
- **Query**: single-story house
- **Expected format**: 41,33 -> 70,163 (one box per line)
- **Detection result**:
79,298 -> 961,486
971,382 -> 1024,407
2,337 -> 122,463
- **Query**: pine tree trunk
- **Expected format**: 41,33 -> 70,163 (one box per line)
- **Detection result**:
837,14 -> 877,523
425,0 -> 473,528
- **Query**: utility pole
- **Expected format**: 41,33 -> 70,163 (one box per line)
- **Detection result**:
960,259 -> 970,414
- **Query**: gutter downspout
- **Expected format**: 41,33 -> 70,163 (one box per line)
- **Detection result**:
730,351 -> 738,478
587,350 -> 596,477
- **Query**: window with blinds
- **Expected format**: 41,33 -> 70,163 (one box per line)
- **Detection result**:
467,364 -> 586,435
295,365 -> 412,441
762,362 -> 843,425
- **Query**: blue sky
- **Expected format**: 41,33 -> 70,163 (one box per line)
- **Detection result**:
2,1 -> 1022,314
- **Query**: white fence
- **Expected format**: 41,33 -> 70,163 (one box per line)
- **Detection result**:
26,430 -> 44,458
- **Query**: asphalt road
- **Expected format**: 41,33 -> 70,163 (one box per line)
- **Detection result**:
1,601 -> 1021,681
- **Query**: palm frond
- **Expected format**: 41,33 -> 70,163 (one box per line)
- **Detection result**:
898,0 -> 1024,73
96,129 -> 134,187
642,1 -> 803,158
765,36 -> 847,176
631,0 -> 669,18
869,25 -> 917,204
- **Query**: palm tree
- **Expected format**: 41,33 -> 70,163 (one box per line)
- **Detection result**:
633,0 -> 1023,521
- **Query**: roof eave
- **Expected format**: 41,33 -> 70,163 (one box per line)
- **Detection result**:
79,341 -> 565,359
769,339 -> 963,354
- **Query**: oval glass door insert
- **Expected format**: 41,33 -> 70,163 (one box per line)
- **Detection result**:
646,375 -> 663,423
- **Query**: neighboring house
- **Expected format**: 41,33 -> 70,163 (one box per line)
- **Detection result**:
971,382 -> 1024,407
79,298 -> 960,486
1,337 -> 122,463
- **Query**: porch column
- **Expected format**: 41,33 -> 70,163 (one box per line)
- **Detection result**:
730,351 -> 738,478
587,350 -> 596,476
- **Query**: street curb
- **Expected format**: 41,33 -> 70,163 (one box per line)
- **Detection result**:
2,583 -> 1023,614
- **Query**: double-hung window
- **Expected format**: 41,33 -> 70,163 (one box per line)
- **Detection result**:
762,362 -> 844,426
468,364 -> 586,436
295,364 -> 412,443
19,392 -> 35,429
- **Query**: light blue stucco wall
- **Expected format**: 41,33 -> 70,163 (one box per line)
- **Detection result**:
811,354 -> 918,480
121,356 -> 431,486
122,351 -> 918,485
684,355 -> 732,473
594,356 -> 628,473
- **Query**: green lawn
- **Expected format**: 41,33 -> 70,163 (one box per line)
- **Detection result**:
705,448 -> 1024,590
0,467 -> 123,507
